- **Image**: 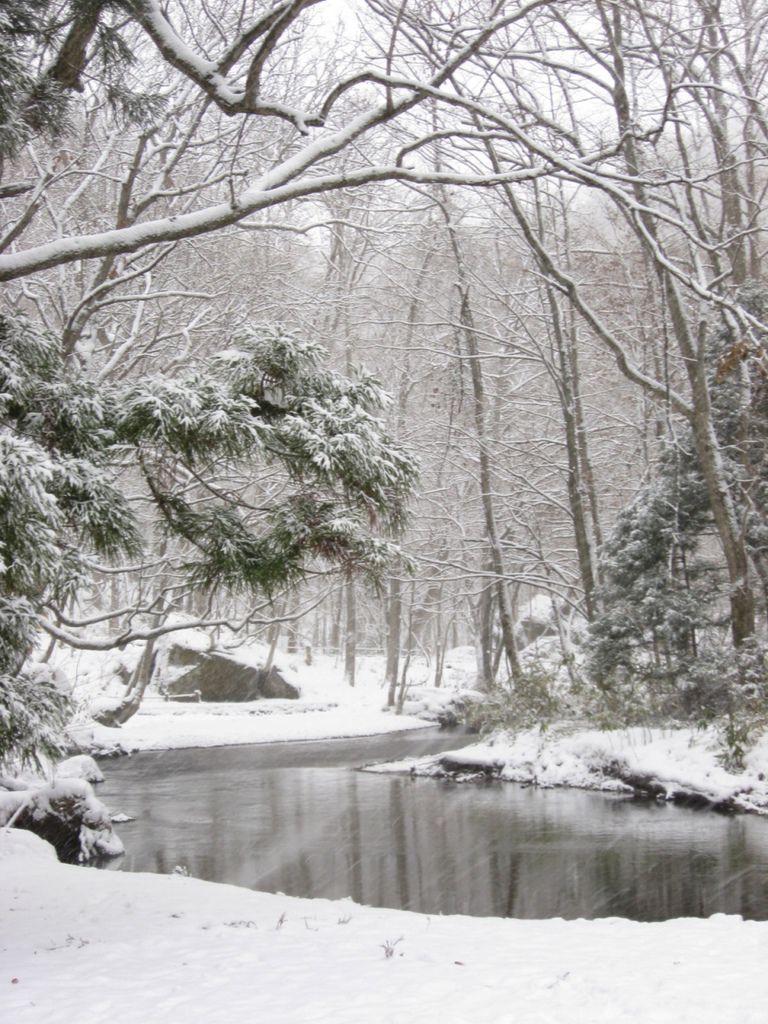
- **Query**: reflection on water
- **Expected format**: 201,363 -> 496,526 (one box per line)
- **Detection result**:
95,729 -> 768,921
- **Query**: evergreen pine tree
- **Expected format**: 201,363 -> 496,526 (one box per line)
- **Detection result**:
588,287 -> 768,721
586,440 -> 713,717
0,316 -> 416,766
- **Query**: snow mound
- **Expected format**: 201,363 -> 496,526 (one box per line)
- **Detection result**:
0,827 -> 57,864
54,754 -> 104,783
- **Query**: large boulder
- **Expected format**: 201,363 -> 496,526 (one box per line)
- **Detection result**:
162,645 -> 300,702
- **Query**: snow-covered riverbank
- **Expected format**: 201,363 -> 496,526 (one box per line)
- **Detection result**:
58,634 -> 475,756
368,725 -> 768,815
56,633 -> 768,817
2,828 -> 767,1024
70,697 -> 430,755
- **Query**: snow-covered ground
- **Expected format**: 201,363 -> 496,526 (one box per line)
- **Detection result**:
56,630 -> 479,755
69,698 -> 431,754
369,725 -> 768,814
7,631 -> 768,1021
3,828 -> 767,1024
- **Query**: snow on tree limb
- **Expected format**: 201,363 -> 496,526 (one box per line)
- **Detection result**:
0,165 -> 550,282
0,0 -> 558,282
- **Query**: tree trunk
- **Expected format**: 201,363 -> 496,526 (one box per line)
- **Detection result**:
386,575 -> 402,707
544,280 -> 599,620
475,577 -> 495,693
439,194 -> 521,683
396,586 -> 416,714
93,633 -> 159,728
265,615 -> 281,672
344,579 -> 357,687
689,380 -> 756,644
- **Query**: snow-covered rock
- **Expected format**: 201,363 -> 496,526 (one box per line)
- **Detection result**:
0,778 -> 124,862
54,754 -> 104,783
162,644 -> 300,701
400,686 -> 484,726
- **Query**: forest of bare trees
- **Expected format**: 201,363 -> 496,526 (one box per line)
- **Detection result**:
2,0 -> 768,759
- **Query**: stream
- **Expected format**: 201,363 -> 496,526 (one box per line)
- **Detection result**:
95,728 -> 768,921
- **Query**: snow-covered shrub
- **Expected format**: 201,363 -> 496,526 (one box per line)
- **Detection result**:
465,662 -> 566,735
686,640 -> 768,769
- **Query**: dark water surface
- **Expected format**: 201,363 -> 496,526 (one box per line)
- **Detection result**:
96,728 -> 768,921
